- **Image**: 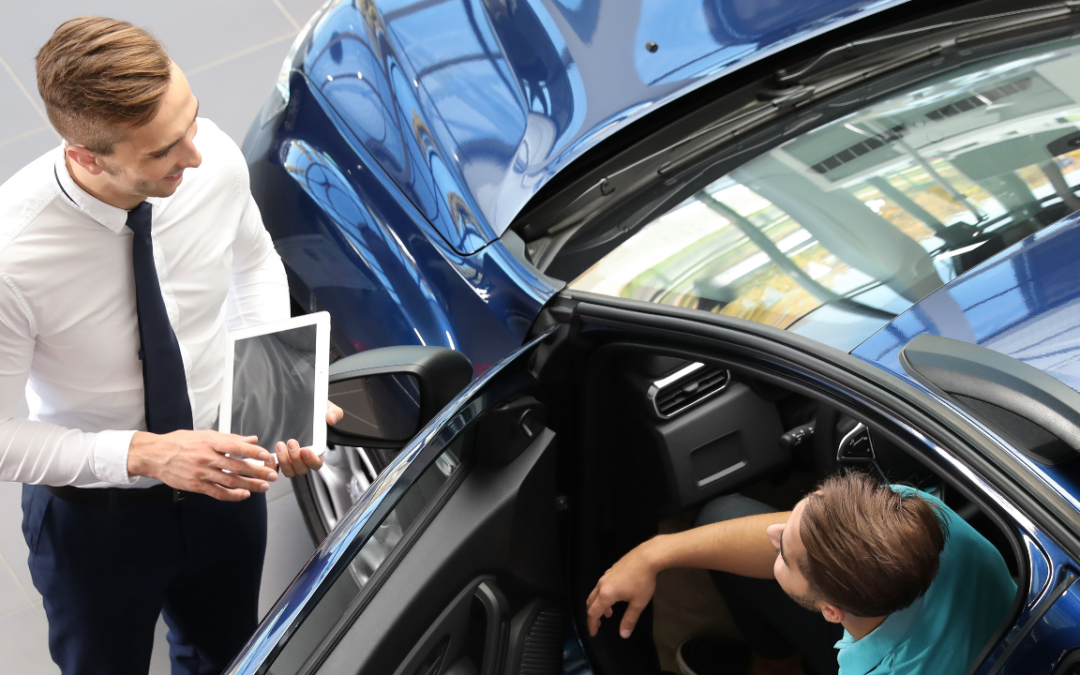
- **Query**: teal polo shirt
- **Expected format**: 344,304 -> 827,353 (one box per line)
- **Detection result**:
834,488 -> 1016,675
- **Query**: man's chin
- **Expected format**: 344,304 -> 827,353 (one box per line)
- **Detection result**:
141,176 -> 183,198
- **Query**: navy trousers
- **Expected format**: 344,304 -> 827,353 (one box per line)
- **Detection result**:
22,484 -> 268,675
696,494 -> 844,675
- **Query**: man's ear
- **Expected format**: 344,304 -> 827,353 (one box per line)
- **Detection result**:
819,602 -> 845,624
66,145 -> 105,176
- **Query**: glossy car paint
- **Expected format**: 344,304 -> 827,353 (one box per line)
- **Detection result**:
300,0 -> 908,252
247,71 -> 557,377
247,0 -> 916,373
853,212 -> 1080,525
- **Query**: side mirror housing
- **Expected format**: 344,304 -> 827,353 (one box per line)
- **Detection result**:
326,346 -> 473,449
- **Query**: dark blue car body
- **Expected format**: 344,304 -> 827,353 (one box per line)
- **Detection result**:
235,0 -> 1080,673
243,0 -> 912,373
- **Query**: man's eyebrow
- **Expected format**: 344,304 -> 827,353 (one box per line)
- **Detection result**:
779,529 -> 788,565
147,99 -> 200,157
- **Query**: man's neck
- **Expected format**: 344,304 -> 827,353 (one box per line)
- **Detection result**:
842,614 -> 888,641
64,154 -> 143,211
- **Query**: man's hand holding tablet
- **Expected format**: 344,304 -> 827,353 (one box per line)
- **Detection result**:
271,400 -> 343,477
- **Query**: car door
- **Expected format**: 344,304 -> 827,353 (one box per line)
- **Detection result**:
226,334 -> 567,675
228,278 -> 1080,675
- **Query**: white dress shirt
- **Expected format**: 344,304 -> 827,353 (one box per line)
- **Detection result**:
0,119 -> 289,488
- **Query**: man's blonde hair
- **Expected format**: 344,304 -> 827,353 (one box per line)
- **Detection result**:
36,17 -> 171,154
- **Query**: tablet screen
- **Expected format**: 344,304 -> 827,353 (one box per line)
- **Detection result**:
230,324 -> 318,450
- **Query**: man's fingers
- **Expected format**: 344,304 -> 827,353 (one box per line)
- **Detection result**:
287,441 -> 309,476
327,401 -> 343,425
200,482 -> 252,502
299,447 -> 323,471
213,455 -> 277,481
586,590 -> 613,637
619,600 -> 647,639
275,441 -> 295,478
214,437 -> 272,463
203,466 -> 271,493
586,585 -> 599,609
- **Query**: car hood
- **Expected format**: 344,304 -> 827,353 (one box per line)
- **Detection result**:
853,211 -> 1080,396
300,0 -> 909,254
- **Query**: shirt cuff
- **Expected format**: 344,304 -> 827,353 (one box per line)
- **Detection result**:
91,429 -> 139,485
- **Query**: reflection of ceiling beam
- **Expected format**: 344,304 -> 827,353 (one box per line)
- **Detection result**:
1040,160 -> 1080,212
382,0 -> 454,23
698,192 -> 894,321
866,176 -> 948,236
415,52 -> 493,81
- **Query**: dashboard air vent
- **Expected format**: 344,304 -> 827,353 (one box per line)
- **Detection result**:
649,362 -> 731,419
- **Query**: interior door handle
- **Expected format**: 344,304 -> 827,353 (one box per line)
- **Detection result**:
390,576 -> 509,675
473,581 -> 509,675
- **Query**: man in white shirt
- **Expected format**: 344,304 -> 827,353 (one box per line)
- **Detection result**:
0,17 -> 329,674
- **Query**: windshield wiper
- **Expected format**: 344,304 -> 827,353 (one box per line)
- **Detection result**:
777,2 -> 1080,85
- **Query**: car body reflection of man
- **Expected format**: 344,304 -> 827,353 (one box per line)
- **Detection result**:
587,472 -> 1016,675
0,17 -> 338,675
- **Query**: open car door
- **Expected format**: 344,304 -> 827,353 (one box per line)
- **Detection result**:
226,341 -> 567,675
229,281 -> 1080,675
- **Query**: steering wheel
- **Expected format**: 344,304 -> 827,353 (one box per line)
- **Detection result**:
813,405 -> 886,480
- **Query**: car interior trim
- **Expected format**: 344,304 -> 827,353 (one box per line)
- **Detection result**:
544,290 -> 1080,561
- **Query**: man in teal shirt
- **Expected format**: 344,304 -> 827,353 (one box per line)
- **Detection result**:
586,472 -> 1016,675
832,485 -> 1015,674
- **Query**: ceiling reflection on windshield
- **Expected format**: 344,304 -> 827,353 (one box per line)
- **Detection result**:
571,36 -> 1080,350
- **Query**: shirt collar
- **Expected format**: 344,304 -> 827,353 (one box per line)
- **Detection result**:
52,145 -> 167,234
834,594 -> 924,675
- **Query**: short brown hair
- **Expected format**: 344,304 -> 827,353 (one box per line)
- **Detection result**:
36,17 -> 171,154
799,471 -> 948,617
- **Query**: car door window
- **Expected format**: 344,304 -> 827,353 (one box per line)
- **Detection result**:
570,35 -> 1080,350
267,436 -> 464,675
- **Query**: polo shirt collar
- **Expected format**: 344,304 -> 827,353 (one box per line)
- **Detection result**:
52,146 -> 167,234
835,594 -> 923,675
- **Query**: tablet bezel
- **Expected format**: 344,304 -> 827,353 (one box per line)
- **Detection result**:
219,311 -> 331,454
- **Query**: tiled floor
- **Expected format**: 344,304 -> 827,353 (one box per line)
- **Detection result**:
0,1 -> 327,672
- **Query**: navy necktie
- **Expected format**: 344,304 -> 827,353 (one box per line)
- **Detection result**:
126,202 -> 193,434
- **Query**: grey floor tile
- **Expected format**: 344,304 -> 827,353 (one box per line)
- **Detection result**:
260,491 -> 315,618
267,472 -> 296,502
0,61 -> 48,144
275,0 -> 329,26
0,127 -> 59,186
149,613 -> 171,675
188,34 -> 293,146
0,606 -> 60,675
0,0 -> 296,115
0,557 -> 34,618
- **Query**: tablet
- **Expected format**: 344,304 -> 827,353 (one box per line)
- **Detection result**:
219,312 -> 330,456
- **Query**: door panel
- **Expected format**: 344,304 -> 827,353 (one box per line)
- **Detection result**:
315,425 -> 560,674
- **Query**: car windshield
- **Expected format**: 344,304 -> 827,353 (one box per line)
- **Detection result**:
570,36 -> 1080,351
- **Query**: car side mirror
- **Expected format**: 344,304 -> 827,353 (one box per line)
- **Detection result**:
326,346 -> 473,449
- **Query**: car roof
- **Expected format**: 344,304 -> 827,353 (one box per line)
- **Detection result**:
307,0 -> 910,250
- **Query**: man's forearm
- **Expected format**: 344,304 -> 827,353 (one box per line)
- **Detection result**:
642,511 -> 790,580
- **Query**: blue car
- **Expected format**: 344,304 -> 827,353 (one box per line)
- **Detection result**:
235,0 -> 1080,672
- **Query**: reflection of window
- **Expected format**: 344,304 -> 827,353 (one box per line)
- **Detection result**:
572,36 -> 1080,350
